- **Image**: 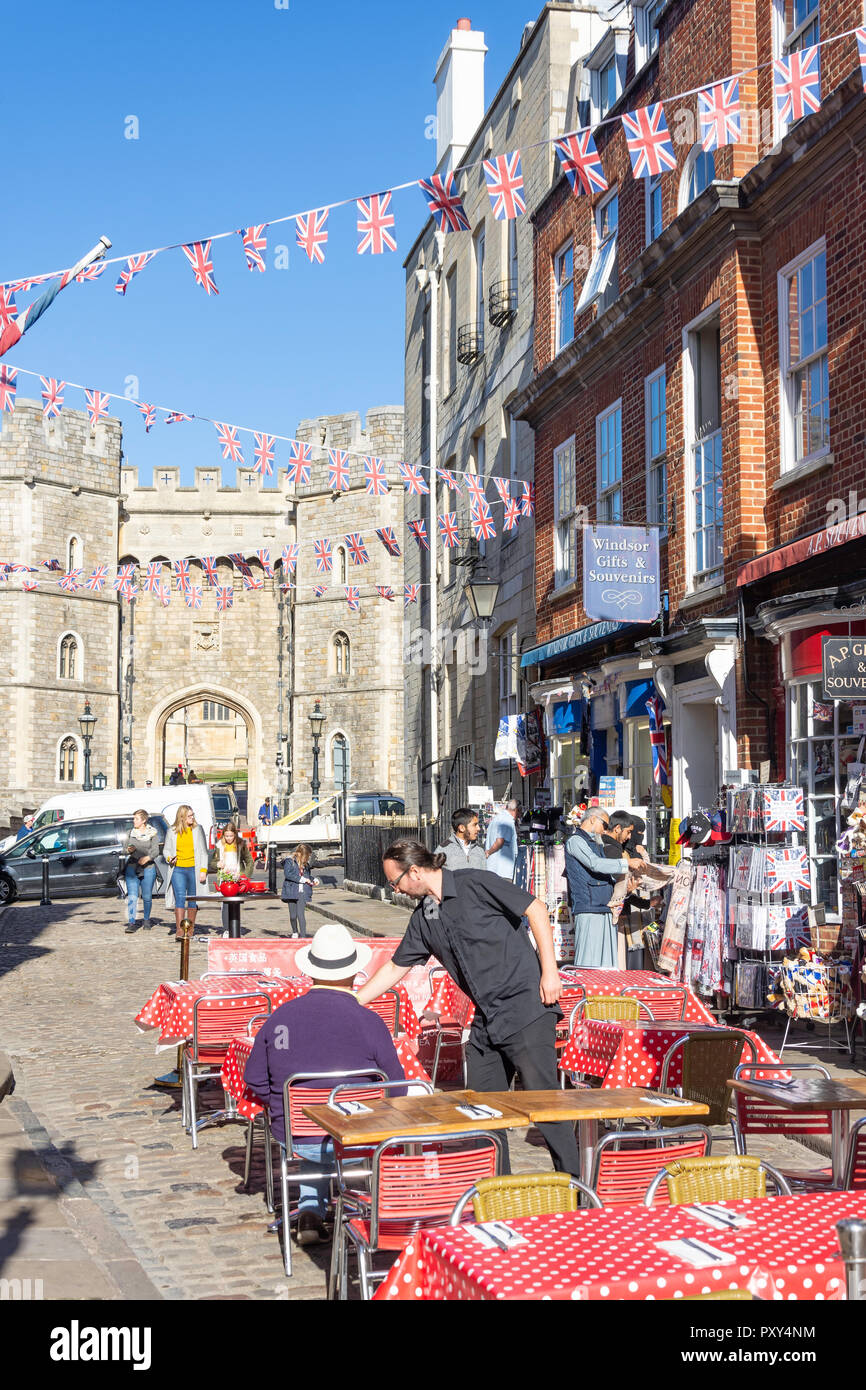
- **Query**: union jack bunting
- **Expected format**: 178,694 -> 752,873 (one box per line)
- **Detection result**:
165,411 -> 192,425
281,543 -> 299,573
503,498 -> 521,531
182,240 -> 219,295
243,575 -> 263,591
84,389 -> 110,426
344,585 -> 361,612
403,584 -> 420,606
698,78 -> 741,153
286,441 -> 313,487
357,192 -> 397,255
622,103 -> 677,178
158,584 -> 171,608
253,432 -> 275,476
521,481 -> 535,518
554,130 -> 608,196
256,548 -> 274,577
363,456 -> 389,494
58,569 -> 83,593
375,526 -> 401,557
438,512 -> 460,548
295,209 -> 329,264
184,586 -> 203,609
0,367 -> 17,413
857,28 -> 866,89
143,561 -> 163,593
41,558 -> 62,571
0,286 -> 16,334
773,46 -> 821,125
646,695 -> 669,786
763,787 -> 805,834
215,422 -> 244,463
123,585 -> 139,604
22,578 -> 38,592
435,467 -> 461,492
40,377 -> 65,419
313,538 -> 333,573
216,585 -> 234,611
419,172 -> 470,233
228,552 -> 253,578
201,555 -> 219,586
138,402 -> 156,433
483,152 -> 526,220
493,477 -> 511,505
328,448 -> 350,491
408,519 -> 429,550
313,584 -> 327,597
86,565 -> 108,591
75,263 -> 106,283
238,224 -> 267,273
766,846 -> 811,895
462,472 -> 486,506
376,585 -> 395,601
173,559 -> 191,591
114,569 -> 135,597
398,462 -> 430,495
470,501 -> 497,540
344,533 -> 369,565
114,252 -> 155,296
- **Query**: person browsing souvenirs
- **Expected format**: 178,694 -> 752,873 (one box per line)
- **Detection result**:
355,840 -> 583,1179
565,809 -> 645,968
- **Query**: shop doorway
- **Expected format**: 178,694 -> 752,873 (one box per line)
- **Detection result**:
674,691 -> 720,818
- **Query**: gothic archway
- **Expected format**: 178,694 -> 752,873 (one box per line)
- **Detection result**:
145,684 -> 265,823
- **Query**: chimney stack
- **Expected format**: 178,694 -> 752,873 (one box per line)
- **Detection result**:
434,18 -> 487,174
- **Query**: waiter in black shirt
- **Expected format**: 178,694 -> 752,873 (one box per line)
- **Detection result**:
356,839 -> 582,1178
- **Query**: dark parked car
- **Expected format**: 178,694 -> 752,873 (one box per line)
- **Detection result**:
211,786 -> 240,831
0,815 -> 169,906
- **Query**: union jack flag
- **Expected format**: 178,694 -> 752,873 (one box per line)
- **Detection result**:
215,422 -> 244,464
470,501 -> 496,540
419,172 -> 470,233
773,46 -> 821,125
138,402 -> 156,433
58,568 -> 83,592
314,538 -> 333,573
143,561 -> 163,593
201,555 -> 219,586
216,584 -> 234,611
375,526 -> 401,556
438,512 -> 460,548
646,695 -> 669,786
173,559 -> 191,591
0,366 -> 17,413
483,151 -> 526,220
182,240 -> 219,295
184,586 -> 203,609
463,472 -> 486,506
698,78 -> 741,153
521,481 -> 535,517
622,103 -> 677,178
287,441 -> 312,487
86,564 -> 108,591
295,209 -> 329,264
253,432 -> 275,476
158,584 -> 171,608
344,585 -> 360,611
376,585 -> 395,601
403,584 -> 420,606
238,224 -> 267,273
503,498 -> 521,531
115,252 -> 155,295
763,787 -> 805,834
493,477 -> 511,506
0,286 -> 16,334
328,448 -> 350,491
165,411 -> 192,425
408,519 -> 429,550
75,263 -> 106,283
256,548 -> 274,577
857,28 -> 866,89
228,552 -> 253,578
357,192 -> 397,254
40,377 -> 65,419
85,389 -> 111,426
344,533 -> 369,565
554,130 -> 608,196
123,585 -> 139,604
435,467 -> 461,492
398,462 -> 429,495
313,584 -> 327,597
766,846 -> 811,895
22,578 -> 38,591
281,543 -> 299,573
114,566 -> 135,596
243,573 -> 264,591
363,457 -> 389,495
41,558 -> 62,571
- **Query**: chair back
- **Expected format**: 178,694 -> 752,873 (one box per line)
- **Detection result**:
732,1063 -> 833,1139
591,1127 -> 711,1207
448,983 -> 476,1030
620,983 -> 688,1020
450,1173 -> 602,1225
370,1132 -> 501,1245
284,1069 -> 388,1148
190,992 -> 271,1062
660,1030 -> 757,1127
584,995 -> 641,1022
844,1117 -> 866,1191
364,987 -> 401,1037
652,1154 -> 792,1206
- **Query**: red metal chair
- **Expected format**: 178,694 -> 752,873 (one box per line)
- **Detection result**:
363,987 -> 402,1038
428,982 -> 476,1087
732,1062 -> 835,1190
588,1126 -> 713,1207
843,1117 -> 866,1190
182,991 -> 272,1149
619,983 -> 689,1020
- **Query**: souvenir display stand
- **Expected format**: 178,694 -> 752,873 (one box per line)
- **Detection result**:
514,810 -> 574,964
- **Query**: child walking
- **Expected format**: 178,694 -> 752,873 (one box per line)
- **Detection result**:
281,844 -> 319,938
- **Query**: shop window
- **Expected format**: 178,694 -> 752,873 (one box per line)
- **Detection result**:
596,401 -> 623,523
645,367 -> 667,532
787,678 -> 854,914
554,241 -> 574,353
553,436 -> 577,589
779,241 -> 829,472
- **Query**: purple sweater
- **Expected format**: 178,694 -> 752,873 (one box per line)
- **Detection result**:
243,987 -> 406,1145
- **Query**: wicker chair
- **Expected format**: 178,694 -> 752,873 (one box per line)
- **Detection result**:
681,1290 -> 754,1300
644,1154 -> 792,1207
658,1029 -> 758,1143
449,1172 -> 603,1224
583,995 -> 643,1022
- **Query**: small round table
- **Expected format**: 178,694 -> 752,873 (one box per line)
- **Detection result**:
187,890 -> 279,939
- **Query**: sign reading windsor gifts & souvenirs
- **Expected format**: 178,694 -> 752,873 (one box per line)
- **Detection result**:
582,525 -> 661,625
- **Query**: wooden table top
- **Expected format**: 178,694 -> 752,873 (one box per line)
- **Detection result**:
729,1076 -> 866,1110
303,1087 -> 710,1144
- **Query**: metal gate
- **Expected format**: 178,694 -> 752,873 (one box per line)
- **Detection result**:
437,745 -> 473,835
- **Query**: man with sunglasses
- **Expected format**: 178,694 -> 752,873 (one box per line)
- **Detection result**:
356,839 -> 583,1179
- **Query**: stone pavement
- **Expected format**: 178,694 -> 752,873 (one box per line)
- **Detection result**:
0,889 -> 863,1301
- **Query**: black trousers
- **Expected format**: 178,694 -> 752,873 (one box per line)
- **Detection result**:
465,1011 -> 582,1178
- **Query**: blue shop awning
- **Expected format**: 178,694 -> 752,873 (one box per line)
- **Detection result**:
623,678 -> 665,718
520,621 -> 637,669
551,699 -> 585,734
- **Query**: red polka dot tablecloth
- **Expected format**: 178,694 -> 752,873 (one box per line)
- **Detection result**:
221,1031 -> 432,1120
559,1019 -> 781,1089
558,968 -> 716,1024
374,1190 -> 866,1301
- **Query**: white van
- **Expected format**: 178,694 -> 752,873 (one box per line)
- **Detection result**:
2,785 -> 219,854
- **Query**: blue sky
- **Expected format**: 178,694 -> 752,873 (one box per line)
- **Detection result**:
2,0 -> 538,483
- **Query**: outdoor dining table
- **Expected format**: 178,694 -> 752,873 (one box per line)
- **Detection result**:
373,1188 -> 866,1301
559,1018 -> 781,1090
729,1075 -> 866,1188
187,889 -> 279,940
558,968 -> 717,1024
134,974 -> 306,1050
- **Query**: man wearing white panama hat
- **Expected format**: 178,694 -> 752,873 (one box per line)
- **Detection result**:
244,923 -> 406,1245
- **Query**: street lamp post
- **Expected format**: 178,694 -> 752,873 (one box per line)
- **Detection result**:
309,700 -> 326,805
79,700 -> 97,793
415,230 -> 445,820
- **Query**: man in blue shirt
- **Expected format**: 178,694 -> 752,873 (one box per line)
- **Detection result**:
16,815 -> 35,841
258,796 -> 274,825
484,800 -> 520,879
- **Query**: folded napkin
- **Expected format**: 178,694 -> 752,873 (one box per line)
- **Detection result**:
643,1095 -> 687,1108
456,1103 -> 502,1120
656,1237 -> 735,1268
688,1204 -> 755,1232
466,1222 -> 527,1252
329,1100 -> 373,1116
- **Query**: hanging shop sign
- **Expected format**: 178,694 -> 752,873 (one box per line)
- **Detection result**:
821,636 -> 866,700
582,525 -> 660,624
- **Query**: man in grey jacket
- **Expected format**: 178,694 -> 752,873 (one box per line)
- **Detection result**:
435,808 -> 489,871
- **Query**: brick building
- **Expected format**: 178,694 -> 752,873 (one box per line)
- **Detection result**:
513,0 -> 866,910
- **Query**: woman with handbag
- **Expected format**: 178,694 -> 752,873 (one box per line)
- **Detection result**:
163,805 -> 209,940
123,809 -> 160,934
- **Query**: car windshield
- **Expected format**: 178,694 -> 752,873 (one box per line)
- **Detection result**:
6,825 -> 69,858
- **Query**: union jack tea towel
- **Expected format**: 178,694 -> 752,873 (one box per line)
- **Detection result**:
762,786 -> 805,832
766,846 -> 811,895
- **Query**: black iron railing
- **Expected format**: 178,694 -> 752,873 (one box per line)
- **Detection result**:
489,280 -> 517,327
456,324 -> 484,365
